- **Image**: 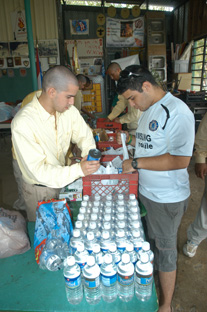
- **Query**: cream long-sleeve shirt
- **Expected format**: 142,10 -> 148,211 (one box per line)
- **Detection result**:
194,112 -> 207,163
108,94 -> 142,130
11,93 -> 96,188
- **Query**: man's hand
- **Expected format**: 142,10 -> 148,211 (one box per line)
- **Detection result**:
116,130 -> 129,144
195,163 -> 207,180
122,159 -> 136,173
114,117 -> 121,124
80,156 -> 100,176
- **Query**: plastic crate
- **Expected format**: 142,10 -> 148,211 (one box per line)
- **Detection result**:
96,133 -> 122,151
96,118 -> 122,130
82,172 -> 138,197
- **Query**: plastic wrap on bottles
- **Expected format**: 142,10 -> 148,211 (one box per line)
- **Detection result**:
34,198 -> 73,268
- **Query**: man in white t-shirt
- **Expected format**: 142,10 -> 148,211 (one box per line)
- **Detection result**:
116,65 -> 195,312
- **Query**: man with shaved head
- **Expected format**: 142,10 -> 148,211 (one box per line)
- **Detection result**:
11,65 -> 99,221
107,62 -> 142,134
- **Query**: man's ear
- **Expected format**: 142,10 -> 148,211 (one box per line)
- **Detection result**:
142,81 -> 151,92
47,87 -> 56,98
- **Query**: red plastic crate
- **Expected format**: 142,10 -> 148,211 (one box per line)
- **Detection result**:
96,133 -> 122,151
82,172 -> 138,197
96,118 -> 122,130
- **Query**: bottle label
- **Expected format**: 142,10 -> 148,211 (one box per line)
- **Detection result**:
136,272 -> 153,285
117,246 -> 126,253
118,273 -> 134,286
101,273 -> 117,286
71,246 -> 77,254
134,246 -> 142,252
84,276 -> 100,289
64,275 -> 81,288
77,261 -> 87,269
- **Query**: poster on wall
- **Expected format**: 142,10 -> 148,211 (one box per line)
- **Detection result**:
106,17 -> 144,48
11,10 -> 27,41
70,19 -> 89,35
65,38 -> 103,74
37,40 -> 59,57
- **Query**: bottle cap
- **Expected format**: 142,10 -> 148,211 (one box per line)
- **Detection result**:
103,222 -> 111,230
118,221 -> 126,229
87,231 -> 95,240
76,242 -> 84,252
94,201 -> 100,207
81,201 -> 88,207
105,200 -> 112,207
87,255 -> 95,266
66,256 -> 75,266
106,194 -> 113,200
109,242 -> 117,252
104,253 -> 112,264
118,194 -> 124,200
93,243 -> 101,253
102,230 -> 110,239
140,253 -> 149,263
129,194 -> 136,200
77,213 -> 84,221
75,220 -> 82,228
126,242 -> 134,252
79,207 -> 86,214
117,229 -> 125,237
73,229 -> 80,237
91,213 -> 98,221
122,253 -> 130,263
132,230 -> 141,238
94,194 -> 101,201
104,214 -> 111,221
142,241 -> 150,251
89,221 -> 96,230
83,195 -> 89,201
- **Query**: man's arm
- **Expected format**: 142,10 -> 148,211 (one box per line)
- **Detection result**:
194,112 -> 207,179
108,95 -> 128,121
122,153 -> 191,173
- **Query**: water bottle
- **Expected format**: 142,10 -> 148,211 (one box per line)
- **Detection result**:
69,229 -> 83,255
100,230 -> 113,253
63,256 -> 83,305
83,255 -> 101,305
117,253 -> 134,302
87,221 -> 101,241
39,249 -> 62,271
74,242 -> 89,271
74,220 -> 86,237
85,232 -> 97,254
91,243 -> 104,267
130,230 -> 144,252
135,253 -> 153,301
83,195 -> 90,201
138,241 -> 154,264
107,242 -> 121,266
100,254 -> 117,302
123,242 -> 138,266
129,194 -> 136,201
94,194 -> 101,201
77,213 -> 85,222
115,229 -> 127,253
81,200 -> 88,208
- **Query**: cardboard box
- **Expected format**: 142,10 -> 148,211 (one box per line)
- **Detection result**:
173,73 -> 192,91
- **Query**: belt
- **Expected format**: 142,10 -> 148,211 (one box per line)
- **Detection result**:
34,184 -> 47,187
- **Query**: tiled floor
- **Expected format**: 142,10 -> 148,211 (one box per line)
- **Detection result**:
0,134 -> 206,311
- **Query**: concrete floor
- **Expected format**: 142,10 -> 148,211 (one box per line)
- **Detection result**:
0,134 -> 206,312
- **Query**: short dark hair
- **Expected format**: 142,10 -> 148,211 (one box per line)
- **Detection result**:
116,65 -> 158,95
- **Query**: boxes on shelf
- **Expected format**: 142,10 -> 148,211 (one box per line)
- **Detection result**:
173,73 -> 192,91
96,118 -> 122,130
59,178 -> 83,202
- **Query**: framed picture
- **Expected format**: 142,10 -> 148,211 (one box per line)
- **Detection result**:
48,56 -> 57,65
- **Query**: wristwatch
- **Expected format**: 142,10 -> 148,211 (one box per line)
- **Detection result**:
131,158 -> 138,169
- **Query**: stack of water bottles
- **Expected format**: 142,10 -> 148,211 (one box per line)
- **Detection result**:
63,193 -> 154,305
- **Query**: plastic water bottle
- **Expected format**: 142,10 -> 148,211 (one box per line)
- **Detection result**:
74,242 -> 89,271
138,241 -> 154,264
107,242 -> 121,266
101,254 -> 117,302
39,249 -> 62,271
85,232 -> 97,254
87,221 -> 101,241
83,195 -> 90,202
130,230 -> 144,252
117,253 -> 134,302
63,256 -> 83,305
91,243 -> 104,267
115,229 -> 127,253
135,253 -> 153,301
69,229 -> 83,255
100,230 -> 113,253
74,220 -> 86,237
83,255 -> 101,305
123,242 -> 138,266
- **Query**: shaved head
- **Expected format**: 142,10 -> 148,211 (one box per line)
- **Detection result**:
42,66 -> 78,93
107,62 -> 121,72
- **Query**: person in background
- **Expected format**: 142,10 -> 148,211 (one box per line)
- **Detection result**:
183,112 -> 207,257
11,66 -> 100,221
75,74 -> 95,119
116,65 -> 195,312
106,62 -> 142,135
